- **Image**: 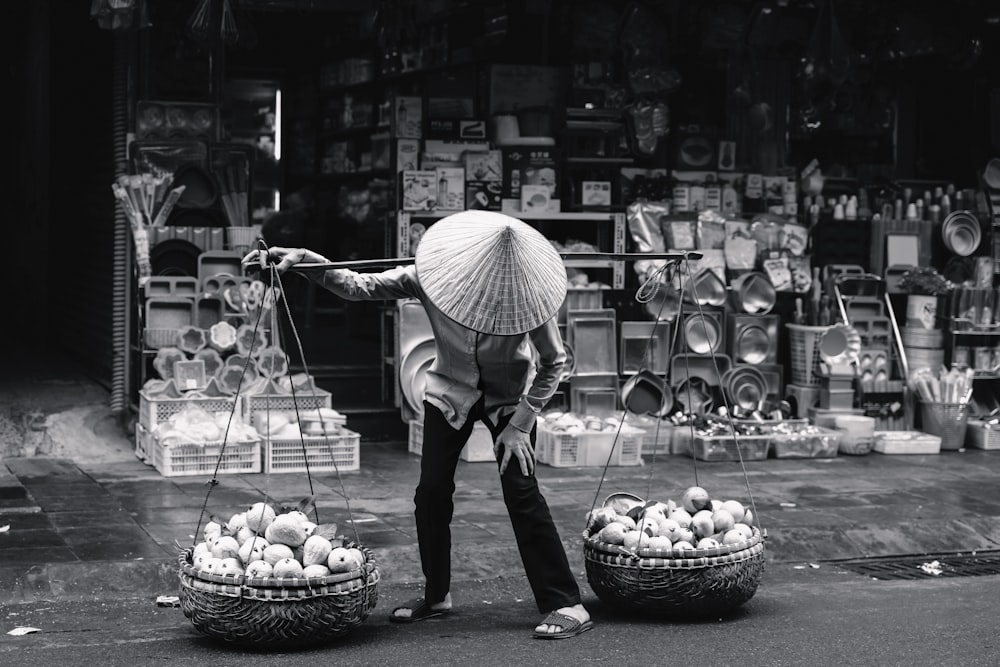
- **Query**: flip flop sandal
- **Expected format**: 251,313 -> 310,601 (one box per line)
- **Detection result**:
389,597 -> 451,624
532,611 -> 595,640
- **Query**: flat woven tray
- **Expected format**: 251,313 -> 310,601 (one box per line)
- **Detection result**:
178,543 -> 379,647
583,528 -> 765,616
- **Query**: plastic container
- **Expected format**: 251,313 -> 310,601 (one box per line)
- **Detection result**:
966,420 -> 1000,450
264,431 -> 361,473
834,415 -> 875,455
872,431 -> 941,455
672,429 -> 770,462
786,324 -> 831,386
138,391 -> 241,432
770,427 -> 841,458
243,389 -> 332,426
408,420 -> 496,463
536,426 -> 643,467
151,438 -> 261,477
920,401 -> 970,451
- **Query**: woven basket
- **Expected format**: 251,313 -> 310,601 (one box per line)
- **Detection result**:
178,543 -> 380,647
583,528 -> 765,616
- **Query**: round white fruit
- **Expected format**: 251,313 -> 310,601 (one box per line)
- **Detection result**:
682,486 -> 712,513
721,500 -> 746,523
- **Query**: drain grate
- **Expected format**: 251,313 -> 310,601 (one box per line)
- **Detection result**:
835,551 -> 1000,580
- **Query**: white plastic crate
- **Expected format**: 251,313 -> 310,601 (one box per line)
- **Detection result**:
408,420 -> 496,462
138,391 -> 241,431
150,438 -> 261,477
243,389 -> 332,425
536,427 -> 643,467
264,430 -> 361,473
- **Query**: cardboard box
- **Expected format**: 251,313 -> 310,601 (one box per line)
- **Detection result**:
501,146 -> 560,214
427,118 -> 487,141
581,181 -> 611,207
401,170 -> 438,211
435,167 -> 465,210
465,150 -> 502,181
396,139 -> 420,173
422,140 -> 490,171
391,96 -> 423,139
466,181 -> 502,210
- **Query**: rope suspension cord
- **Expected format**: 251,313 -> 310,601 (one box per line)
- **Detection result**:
678,258 -> 763,533
263,242 -> 364,548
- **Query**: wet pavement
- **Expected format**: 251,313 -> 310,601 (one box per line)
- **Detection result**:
3,353 -> 1000,602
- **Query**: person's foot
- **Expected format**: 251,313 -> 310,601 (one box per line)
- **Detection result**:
390,593 -> 452,622
534,603 -> 591,637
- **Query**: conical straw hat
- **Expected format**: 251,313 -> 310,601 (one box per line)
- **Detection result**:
415,210 -> 567,335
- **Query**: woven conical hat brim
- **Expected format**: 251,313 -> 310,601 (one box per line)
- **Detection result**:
415,211 -> 567,335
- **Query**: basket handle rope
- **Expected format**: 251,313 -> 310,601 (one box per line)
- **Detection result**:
586,257 -> 764,540
191,240 -> 364,550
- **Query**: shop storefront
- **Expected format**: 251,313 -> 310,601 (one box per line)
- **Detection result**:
12,0 -> 1000,470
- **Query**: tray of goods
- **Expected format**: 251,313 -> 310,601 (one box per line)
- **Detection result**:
872,431 -> 942,455
670,416 -> 771,461
966,420 -> 1000,450
582,487 -> 765,616
769,423 -> 842,459
536,412 -> 645,467
178,501 -> 379,647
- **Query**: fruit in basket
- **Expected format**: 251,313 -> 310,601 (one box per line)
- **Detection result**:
272,557 -> 304,579
682,486 -> 712,513
743,509 -> 754,525
585,507 -> 618,533
262,543 -> 295,566
226,512 -> 247,533
246,502 -> 277,532
284,510 -> 311,525
637,516 -> 660,537
303,534 -> 333,567
647,535 -> 672,551
721,500 -> 746,523
655,517 -> 682,542
217,558 -> 245,577
597,522 -> 627,545
193,541 -> 210,557
264,514 -> 308,547
691,510 -> 715,538
722,529 -> 746,546
204,520 -> 223,542
245,560 -> 273,578
345,548 -> 366,568
612,515 -> 637,531
669,508 -> 693,529
193,552 -> 213,569
696,537 -> 720,549
238,536 -> 269,565
200,557 -> 223,573
733,523 -> 754,540
672,541 -> 695,552
303,564 -> 332,578
623,530 -> 651,551
210,535 -> 241,560
711,509 -> 736,533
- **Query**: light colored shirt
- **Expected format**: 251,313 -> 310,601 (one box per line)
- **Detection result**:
310,265 -> 566,432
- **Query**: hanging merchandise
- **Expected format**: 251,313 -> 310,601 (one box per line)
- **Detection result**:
90,0 -> 151,31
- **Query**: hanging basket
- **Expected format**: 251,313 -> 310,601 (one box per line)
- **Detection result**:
178,542 -> 380,647
583,528 -> 765,616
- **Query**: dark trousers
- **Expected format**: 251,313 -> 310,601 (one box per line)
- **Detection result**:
415,400 -> 581,613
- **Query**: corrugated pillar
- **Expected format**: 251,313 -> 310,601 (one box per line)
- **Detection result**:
110,32 -> 131,414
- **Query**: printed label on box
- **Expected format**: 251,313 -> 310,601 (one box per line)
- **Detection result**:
427,118 -> 487,140
435,167 -> 465,210
401,170 -> 437,210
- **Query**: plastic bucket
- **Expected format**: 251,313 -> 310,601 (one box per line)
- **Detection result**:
835,415 -> 875,455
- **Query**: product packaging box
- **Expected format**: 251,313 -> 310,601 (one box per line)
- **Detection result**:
435,167 -> 465,210
581,181 -> 612,207
391,96 -> 423,139
501,146 -> 560,214
401,170 -> 438,211
464,150 -> 502,182
396,139 -> 420,173
427,118 -> 488,141
466,181 -> 502,210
